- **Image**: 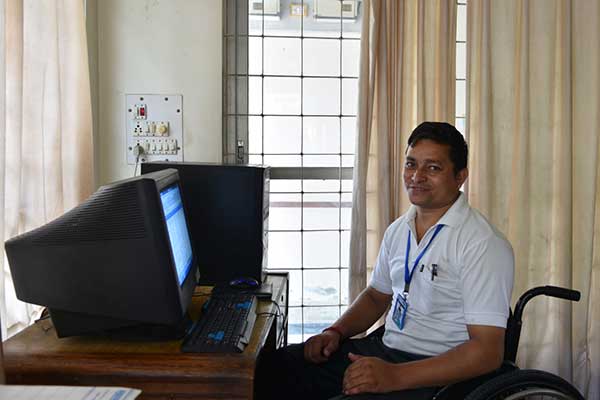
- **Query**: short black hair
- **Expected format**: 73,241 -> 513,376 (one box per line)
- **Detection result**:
407,122 -> 468,174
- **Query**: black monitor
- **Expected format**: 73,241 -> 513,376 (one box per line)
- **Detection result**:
4,169 -> 199,338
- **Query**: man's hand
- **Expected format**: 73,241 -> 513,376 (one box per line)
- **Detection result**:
340,325 -> 505,394
303,330 -> 342,363
342,353 -> 398,395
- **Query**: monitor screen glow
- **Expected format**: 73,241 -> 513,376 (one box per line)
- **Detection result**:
160,185 -> 193,286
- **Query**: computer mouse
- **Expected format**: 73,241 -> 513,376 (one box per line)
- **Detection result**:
229,277 -> 260,289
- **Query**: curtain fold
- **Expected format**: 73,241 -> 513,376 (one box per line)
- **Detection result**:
573,1 -> 600,396
468,0 -> 599,396
349,0 -> 456,302
3,0 -> 94,337
0,0 -> 6,345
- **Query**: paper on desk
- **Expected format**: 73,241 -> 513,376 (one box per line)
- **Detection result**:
0,385 -> 141,400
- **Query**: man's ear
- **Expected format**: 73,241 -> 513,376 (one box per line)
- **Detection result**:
456,168 -> 468,186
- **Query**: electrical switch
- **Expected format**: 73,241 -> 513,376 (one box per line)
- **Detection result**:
157,122 -> 168,135
134,104 -> 147,120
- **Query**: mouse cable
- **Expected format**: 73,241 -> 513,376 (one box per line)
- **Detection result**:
269,299 -> 282,317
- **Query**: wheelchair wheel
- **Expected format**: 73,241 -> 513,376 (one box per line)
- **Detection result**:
464,369 -> 584,400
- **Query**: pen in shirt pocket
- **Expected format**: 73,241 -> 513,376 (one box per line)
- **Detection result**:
422,263 -> 439,280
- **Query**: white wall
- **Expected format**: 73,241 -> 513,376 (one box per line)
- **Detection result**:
88,0 -> 222,185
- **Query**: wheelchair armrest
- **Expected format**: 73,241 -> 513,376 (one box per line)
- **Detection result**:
432,361 -> 518,400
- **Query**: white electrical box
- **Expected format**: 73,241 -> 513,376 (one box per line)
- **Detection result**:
315,0 -> 359,19
125,94 -> 183,165
249,0 -> 280,16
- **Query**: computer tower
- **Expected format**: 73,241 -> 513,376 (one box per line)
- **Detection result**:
141,162 -> 269,285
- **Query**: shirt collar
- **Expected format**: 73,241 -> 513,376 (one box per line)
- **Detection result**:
404,192 -> 469,230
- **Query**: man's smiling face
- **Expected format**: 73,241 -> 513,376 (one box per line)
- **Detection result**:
403,139 -> 468,210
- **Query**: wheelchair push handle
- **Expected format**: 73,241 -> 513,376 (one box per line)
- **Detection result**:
505,285 -> 580,363
513,285 -> 580,324
541,285 -> 581,301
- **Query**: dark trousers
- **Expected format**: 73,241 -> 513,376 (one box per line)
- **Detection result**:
255,329 -> 439,400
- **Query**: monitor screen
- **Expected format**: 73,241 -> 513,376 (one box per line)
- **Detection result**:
160,184 -> 193,286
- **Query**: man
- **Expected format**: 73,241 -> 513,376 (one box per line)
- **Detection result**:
256,122 -> 514,400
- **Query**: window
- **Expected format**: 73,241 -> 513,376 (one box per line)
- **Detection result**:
224,0 -> 360,343
224,0 -> 467,343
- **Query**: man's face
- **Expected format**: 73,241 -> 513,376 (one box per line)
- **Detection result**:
403,139 -> 468,210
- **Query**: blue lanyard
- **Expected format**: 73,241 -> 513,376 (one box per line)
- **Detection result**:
404,224 -> 444,293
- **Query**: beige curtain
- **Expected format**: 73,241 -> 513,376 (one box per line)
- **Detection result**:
468,0 -> 599,397
349,0 -> 457,302
2,0 -> 94,338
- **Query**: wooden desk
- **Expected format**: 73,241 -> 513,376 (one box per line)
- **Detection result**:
3,273 -> 288,400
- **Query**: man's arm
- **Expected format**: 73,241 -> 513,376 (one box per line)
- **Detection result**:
342,324 -> 505,395
304,286 -> 391,363
331,286 -> 391,338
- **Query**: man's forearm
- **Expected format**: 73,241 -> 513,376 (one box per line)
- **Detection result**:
331,287 -> 391,338
390,327 -> 504,390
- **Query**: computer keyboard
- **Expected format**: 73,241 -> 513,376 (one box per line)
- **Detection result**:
181,293 -> 257,353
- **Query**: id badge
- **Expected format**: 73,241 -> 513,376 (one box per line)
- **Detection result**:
392,292 -> 409,330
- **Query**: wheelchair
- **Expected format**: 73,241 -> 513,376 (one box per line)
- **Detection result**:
432,285 -> 584,400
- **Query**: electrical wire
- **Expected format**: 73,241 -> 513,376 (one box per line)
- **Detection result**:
35,308 -> 51,323
132,144 -> 144,177
133,155 -> 140,176
269,299 -> 282,317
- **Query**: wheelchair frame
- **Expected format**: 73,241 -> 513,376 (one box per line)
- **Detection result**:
432,285 -> 584,400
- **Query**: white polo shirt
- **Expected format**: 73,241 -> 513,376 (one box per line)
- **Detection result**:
370,192 -> 514,356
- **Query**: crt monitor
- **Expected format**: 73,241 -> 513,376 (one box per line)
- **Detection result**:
4,168 -> 199,338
